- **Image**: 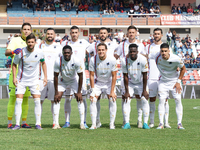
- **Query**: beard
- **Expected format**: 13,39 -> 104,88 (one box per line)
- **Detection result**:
46,37 -> 54,42
100,36 -> 107,42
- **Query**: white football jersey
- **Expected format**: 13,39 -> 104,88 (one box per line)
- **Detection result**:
89,55 -> 118,83
115,39 -> 145,58
122,54 -> 148,84
54,56 -> 83,82
87,41 -> 118,57
147,43 -> 161,80
13,47 -> 44,82
39,42 -> 62,80
155,53 -> 184,82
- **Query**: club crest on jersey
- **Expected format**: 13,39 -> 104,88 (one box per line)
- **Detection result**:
137,62 -> 140,65
35,55 -> 37,58
29,66 -> 32,69
80,41 -> 82,44
54,46 -> 56,49
133,73 -> 137,77
71,63 -> 74,67
47,55 -> 51,60
107,62 -> 109,66
108,43 -> 110,46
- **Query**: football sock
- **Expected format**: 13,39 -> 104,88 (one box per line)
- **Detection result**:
109,98 -> 117,126
34,98 -> 41,125
164,100 -> 169,124
175,98 -> 183,124
136,98 -> 142,122
82,95 -> 87,123
64,96 -> 72,123
15,98 -> 23,126
96,99 -> 101,123
149,101 -> 156,124
77,101 -> 85,125
53,102 -> 60,125
141,97 -> 149,124
121,99 -> 125,124
22,96 -> 29,124
123,97 -> 131,124
51,102 -> 55,124
158,98 -> 165,124
90,97 -> 97,126
7,96 -> 16,124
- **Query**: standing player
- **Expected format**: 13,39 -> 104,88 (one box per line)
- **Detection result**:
12,33 -> 47,130
61,26 -> 90,128
147,28 -> 170,128
114,25 -> 146,128
89,43 -> 117,129
39,28 -> 62,128
153,43 -> 186,129
54,45 -> 85,129
122,44 -> 150,129
5,23 -> 32,129
87,27 -> 118,128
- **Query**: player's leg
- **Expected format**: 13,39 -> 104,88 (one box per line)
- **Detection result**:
40,80 -> 48,113
96,95 -> 101,128
82,79 -> 88,128
121,79 -> 125,127
7,95 -> 16,129
63,94 -> 72,128
164,98 -> 171,128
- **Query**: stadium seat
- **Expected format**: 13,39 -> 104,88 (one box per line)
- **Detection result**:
132,18 -> 146,25
117,18 -> 131,25
9,17 -> 23,25
148,17 -> 160,25
71,17 -> 85,25
55,17 -> 70,25
24,17 -> 39,25
86,18 -> 100,25
102,18 -> 116,25
40,17 -> 54,25
186,81 -> 191,84
0,16 -> 7,25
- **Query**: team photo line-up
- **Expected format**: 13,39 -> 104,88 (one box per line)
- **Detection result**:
5,22 -> 186,130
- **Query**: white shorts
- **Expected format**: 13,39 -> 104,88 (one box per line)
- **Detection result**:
122,82 -> 143,97
92,81 -> 115,97
58,79 -> 78,93
158,80 -> 181,100
16,81 -> 40,95
65,72 -> 87,95
40,80 -> 55,101
148,79 -> 158,98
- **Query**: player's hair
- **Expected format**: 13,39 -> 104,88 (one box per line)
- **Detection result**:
99,27 -> 108,33
127,25 -> 137,31
129,43 -> 138,50
97,43 -> 107,50
26,33 -> 36,42
46,28 -> 55,32
153,28 -> 163,34
21,22 -> 32,29
160,43 -> 169,49
63,45 -> 72,52
70,26 -> 79,31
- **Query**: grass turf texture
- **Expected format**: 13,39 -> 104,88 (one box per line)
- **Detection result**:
0,98 -> 200,150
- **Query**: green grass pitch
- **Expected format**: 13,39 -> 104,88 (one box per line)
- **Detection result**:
0,98 -> 200,150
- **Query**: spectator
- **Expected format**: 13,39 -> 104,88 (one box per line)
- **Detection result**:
55,34 -> 61,43
134,2 -> 139,12
172,6 -> 178,14
22,0 -> 28,8
35,3 -> 41,11
171,3 -> 176,11
129,1 -> 134,8
66,3 -> 71,11
118,29 -> 124,42
109,6 -> 115,14
114,4 -> 119,11
55,1 -> 60,8
62,33 -> 69,41
185,51 -> 190,57
88,3 -> 93,11
185,38 -> 191,49
128,7 -> 134,16
178,51 -> 185,61
172,30 -> 176,46
181,37 -> 186,45
194,6 -> 199,15
184,55 -> 191,68
114,29 -> 118,42
6,38 -> 11,47
187,6 -> 193,14
149,34 -> 153,40
175,34 -> 181,46
7,0 -> 13,8
27,0 -> 33,9
8,34 -> 13,41
114,0 -> 119,6
78,3 -> 84,11
32,0 -> 38,10
124,0 -> 129,8
104,6 -> 109,14
99,2 -> 103,11
108,33 -> 113,41
181,4 -> 187,12
187,3 -> 191,10
198,4 -> 200,10
139,6 -> 145,14
109,1 -> 114,8
136,29 -> 140,39
50,3 -> 55,11
166,30 -> 172,47
150,6 -> 155,14
119,3 -> 124,13
88,34 -> 94,43
84,3 -> 89,11
177,3 -> 181,10
154,7 -> 160,14
177,7 -> 182,14
196,54 -> 200,67
60,1 -> 65,11
110,29 -> 114,39
177,39 -> 183,49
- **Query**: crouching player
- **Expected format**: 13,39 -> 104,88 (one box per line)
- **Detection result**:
154,43 -> 186,129
89,43 -> 118,129
54,45 -> 86,129
12,33 -> 47,130
122,44 -> 150,129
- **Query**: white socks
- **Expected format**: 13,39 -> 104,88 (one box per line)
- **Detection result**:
90,97 -> 97,126
64,96 -> 72,122
175,98 -> 183,124
77,101 -> 85,125
34,98 -> 41,125
82,95 -> 87,123
158,98 -> 165,124
15,98 -> 23,126
53,102 -> 60,125
141,96 -> 149,124
96,99 -> 101,123
136,98 -> 142,122
51,102 -> 55,124
109,98 -> 117,126
121,99 -> 125,124
123,97 -> 131,124
149,101 -> 155,124
164,100 -> 169,125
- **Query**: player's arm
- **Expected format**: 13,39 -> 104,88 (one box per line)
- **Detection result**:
109,70 -> 117,102
41,60 -> 47,87
12,63 -> 18,87
54,72 -> 61,104
5,48 -> 23,56
114,45 -> 121,60
76,72 -> 83,103
142,72 -> 149,100
123,73 -> 130,102
114,54 -> 120,59
89,71 -> 95,101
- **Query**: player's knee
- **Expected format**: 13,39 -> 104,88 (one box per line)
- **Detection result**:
34,98 -> 40,105
16,98 -> 23,104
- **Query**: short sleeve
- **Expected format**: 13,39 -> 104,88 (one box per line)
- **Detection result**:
89,57 -> 95,72
111,58 -> 118,72
75,60 -> 84,74
54,58 -> 60,73
13,53 -> 20,65
139,43 -> 146,55
86,43 -> 94,54
177,58 -> 184,69
7,38 -> 17,50
141,57 -> 148,72
121,58 -> 128,73
115,44 -> 122,56
40,51 -> 45,62
83,39 -> 90,49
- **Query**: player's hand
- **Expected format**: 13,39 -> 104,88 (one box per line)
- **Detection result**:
13,48 -> 22,55
54,94 -> 61,104
75,92 -> 83,103
108,92 -> 117,102
43,78 -> 47,87
123,92 -> 130,103
142,90 -> 149,100
13,78 -> 18,87
173,83 -> 182,94
177,67 -> 180,71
